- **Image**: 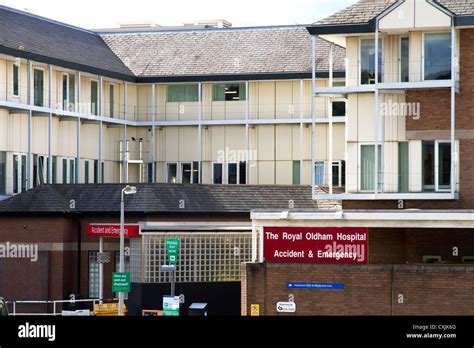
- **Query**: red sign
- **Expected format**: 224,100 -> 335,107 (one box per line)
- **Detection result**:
263,227 -> 368,264
86,224 -> 140,238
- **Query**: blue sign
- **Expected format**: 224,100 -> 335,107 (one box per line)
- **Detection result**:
287,282 -> 345,289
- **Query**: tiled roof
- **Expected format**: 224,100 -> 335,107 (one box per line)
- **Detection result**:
437,0 -> 474,16
101,27 -> 346,77
0,184 -> 340,214
0,6 -> 133,78
315,0 -> 398,25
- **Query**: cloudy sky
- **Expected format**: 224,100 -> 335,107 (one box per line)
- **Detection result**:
0,0 -> 355,29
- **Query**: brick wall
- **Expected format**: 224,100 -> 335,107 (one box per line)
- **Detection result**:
242,263 -> 474,315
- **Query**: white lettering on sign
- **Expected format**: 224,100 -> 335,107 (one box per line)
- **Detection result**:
274,250 -> 305,258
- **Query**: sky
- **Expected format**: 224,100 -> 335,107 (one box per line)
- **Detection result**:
0,0 -> 356,29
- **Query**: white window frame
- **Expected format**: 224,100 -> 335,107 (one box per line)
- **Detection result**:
227,162 -> 239,185
421,31 -> 451,82
180,162 -> 192,184
166,162 -> 178,184
35,154 -> 47,186
399,35 -> 409,83
212,162 -> 224,184
358,36 -> 380,86
12,61 -> 20,98
314,160 -> 326,186
331,160 -> 344,188
61,73 -> 70,111
358,142 -> 382,193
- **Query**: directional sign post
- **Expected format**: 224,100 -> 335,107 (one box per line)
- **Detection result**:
163,296 -> 180,316
165,238 -> 180,265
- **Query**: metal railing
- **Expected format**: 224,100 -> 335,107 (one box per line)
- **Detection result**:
6,298 -> 117,316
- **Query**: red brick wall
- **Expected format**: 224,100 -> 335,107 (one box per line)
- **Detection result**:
242,263 -> 474,315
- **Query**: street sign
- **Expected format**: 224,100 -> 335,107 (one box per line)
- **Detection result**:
165,238 -> 180,265
276,302 -> 296,313
112,272 -> 131,293
96,252 -> 111,264
250,304 -> 260,316
287,282 -> 345,290
163,296 -> 180,316
86,224 -> 140,238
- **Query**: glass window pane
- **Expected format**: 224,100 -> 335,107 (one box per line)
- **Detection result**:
167,85 -> 199,102
13,64 -> 19,96
182,163 -> 192,184
167,163 -> 177,183
34,69 -> 44,107
52,156 -> 57,184
101,162 -> 105,183
13,155 -> 19,194
192,162 -> 200,184
213,83 -> 245,101
398,142 -> 409,193
401,37 -> 409,82
62,158 -> 68,184
0,152 -> 6,195
332,162 -> 339,186
292,161 -> 300,185
422,141 -> 435,191
332,101 -> 346,117
228,163 -> 237,184
69,74 -> 75,109
213,163 -> 223,184
85,160 -> 89,184
94,160 -> 99,184
360,39 -> 382,85
314,161 -> 325,186
148,163 -> 154,183
70,159 -> 75,184
62,75 -> 68,110
33,154 -> 38,187
110,85 -> 114,117
38,156 -> 44,185
91,81 -> 98,115
424,33 -> 451,80
239,162 -> 246,184
361,145 -> 381,191
21,155 -> 26,192
438,142 -> 451,190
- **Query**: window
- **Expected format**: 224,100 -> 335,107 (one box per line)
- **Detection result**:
181,163 -> 192,184
91,80 -> 98,115
360,39 -> 382,85
332,101 -> 346,117
360,145 -> 381,191
314,161 -> 325,186
62,74 -> 75,111
88,251 -> 99,299
193,162 -> 200,184
101,162 -> 105,183
94,160 -> 99,184
424,33 -> 451,80
84,160 -> 90,184
13,154 -> 27,194
13,64 -> 19,97
167,163 -> 178,183
147,163 -> 154,183
400,37 -> 409,82
33,155 -> 45,187
62,158 -> 68,183
0,152 -> 6,195
213,163 -> 223,184
213,83 -> 246,101
227,163 -> 237,184
110,84 -> 115,117
70,159 -> 76,184
332,80 -> 346,87
33,69 -> 44,107
239,162 -> 246,185
292,161 -> 300,185
167,84 -> 199,102
398,142 -> 409,193
423,141 -> 451,191
52,156 -> 57,184
332,161 -> 345,187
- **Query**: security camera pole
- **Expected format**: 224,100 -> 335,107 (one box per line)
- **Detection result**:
119,185 -> 137,316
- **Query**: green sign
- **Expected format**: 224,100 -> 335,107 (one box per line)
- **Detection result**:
112,272 -> 131,293
165,238 -> 180,265
163,296 -> 180,316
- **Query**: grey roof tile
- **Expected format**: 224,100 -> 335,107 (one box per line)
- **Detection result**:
0,184 -> 340,214
101,27 -> 346,77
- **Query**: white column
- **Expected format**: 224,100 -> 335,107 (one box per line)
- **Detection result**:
152,83 -> 156,183
27,60 -> 33,189
48,65 -> 53,184
99,76 -> 103,183
198,82 -> 202,183
245,81 -> 250,184
299,79 -> 304,184
76,71 -> 81,184
328,44 -> 333,194
311,35 -> 317,189
123,82 -> 128,183
99,237 -> 104,303
374,25 -> 380,194
258,227 -> 264,263
451,23 -> 457,196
